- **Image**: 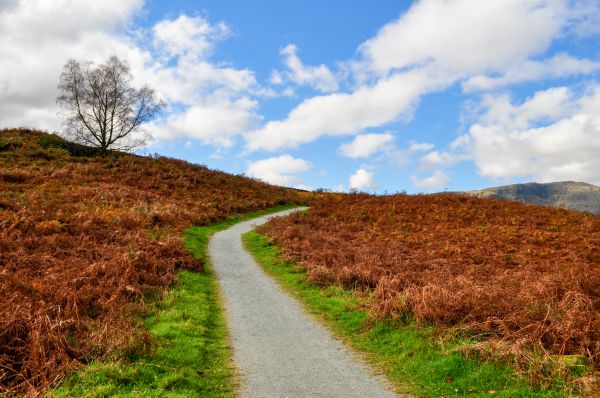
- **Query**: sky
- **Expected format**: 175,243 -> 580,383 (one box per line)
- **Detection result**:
1,0 -> 600,193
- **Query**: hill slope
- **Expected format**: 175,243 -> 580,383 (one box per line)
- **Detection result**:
0,129 -> 309,394
466,181 -> 600,214
259,193 -> 600,380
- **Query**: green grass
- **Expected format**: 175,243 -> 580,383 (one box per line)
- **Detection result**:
52,205 -> 297,398
242,230 -> 567,398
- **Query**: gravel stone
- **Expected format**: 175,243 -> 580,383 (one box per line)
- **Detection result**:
209,208 -> 399,398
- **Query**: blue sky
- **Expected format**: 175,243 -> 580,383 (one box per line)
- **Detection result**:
2,0 -> 600,192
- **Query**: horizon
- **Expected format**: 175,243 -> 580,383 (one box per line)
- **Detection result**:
2,0 -> 600,193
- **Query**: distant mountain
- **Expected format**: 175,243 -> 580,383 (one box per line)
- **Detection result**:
466,181 -> 600,214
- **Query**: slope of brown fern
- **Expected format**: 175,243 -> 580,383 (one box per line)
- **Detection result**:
259,193 -> 600,371
0,129 -> 309,395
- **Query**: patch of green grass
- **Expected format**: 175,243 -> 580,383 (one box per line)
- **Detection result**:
242,231 -> 567,398
53,270 -> 234,398
53,205 -> 297,398
183,204 -> 297,265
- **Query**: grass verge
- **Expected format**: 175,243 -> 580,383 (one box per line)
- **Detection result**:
242,230 -> 568,398
52,205 -> 297,398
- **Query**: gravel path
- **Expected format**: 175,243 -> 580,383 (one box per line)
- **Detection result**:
209,208 -> 398,398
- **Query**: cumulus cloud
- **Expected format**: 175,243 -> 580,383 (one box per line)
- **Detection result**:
141,15 -> 263,146
246,0 -> 596,153
411,170 -> 449,192
152,14 -> 229,59
462,53 -> 600,92
349,168 -> 377,190
420,151 -> 462,170
151,99 -> 259,147
246,154 -> 312,188
478,86 -> 574,128
358,0 -> 565,76
0,1 -> 260,147
563,0 -> 600,37
0,0 -> 146,131
339,132 -> 394,158
271,44 -> 339,93
145,60 -> 257,107
269,70 -> 284,85
245,67 -> 444,151
452,85 -> 600,183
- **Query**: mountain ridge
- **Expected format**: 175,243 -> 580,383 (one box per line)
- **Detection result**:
466,181 -> 600,214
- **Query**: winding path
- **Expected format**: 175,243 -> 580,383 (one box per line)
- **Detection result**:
208,208 -> 398,398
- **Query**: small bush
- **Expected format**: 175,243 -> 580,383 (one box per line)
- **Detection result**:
38,134 -> 66,150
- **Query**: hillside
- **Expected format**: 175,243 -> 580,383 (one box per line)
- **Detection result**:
466,181 -> 600,214
0,129 -> 310,394
259,193 -> 600,383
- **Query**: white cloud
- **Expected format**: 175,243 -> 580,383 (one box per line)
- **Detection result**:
563,0 -> 600,37
273,44 -> 339,93
349,168 -> 377,190
151,98 -> 259,147
462,53 -> 600,92
408,141 -> 434,152
0,0 -> 143,42
246,154 -> 312,188
420,150 -> 462,170
339,132 -> 394,158
246,0 -> 595,153
146,59 -> 258,106
411,170 -> 449,192
453,85 -> 600,183
0,1 -> 260,148
0,0 -> 146,131
269,70 -> 284,85
358,0 -> 565,76
245,67 -> 445,151
143,15 -> 261,146
479,86 -> 574,129
152,14 -> 229,59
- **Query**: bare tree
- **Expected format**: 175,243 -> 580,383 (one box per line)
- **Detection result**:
56,56 -> 164,153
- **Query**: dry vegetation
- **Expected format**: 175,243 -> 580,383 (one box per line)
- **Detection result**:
259,193 -> 600,382
0,129 -> 308,395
